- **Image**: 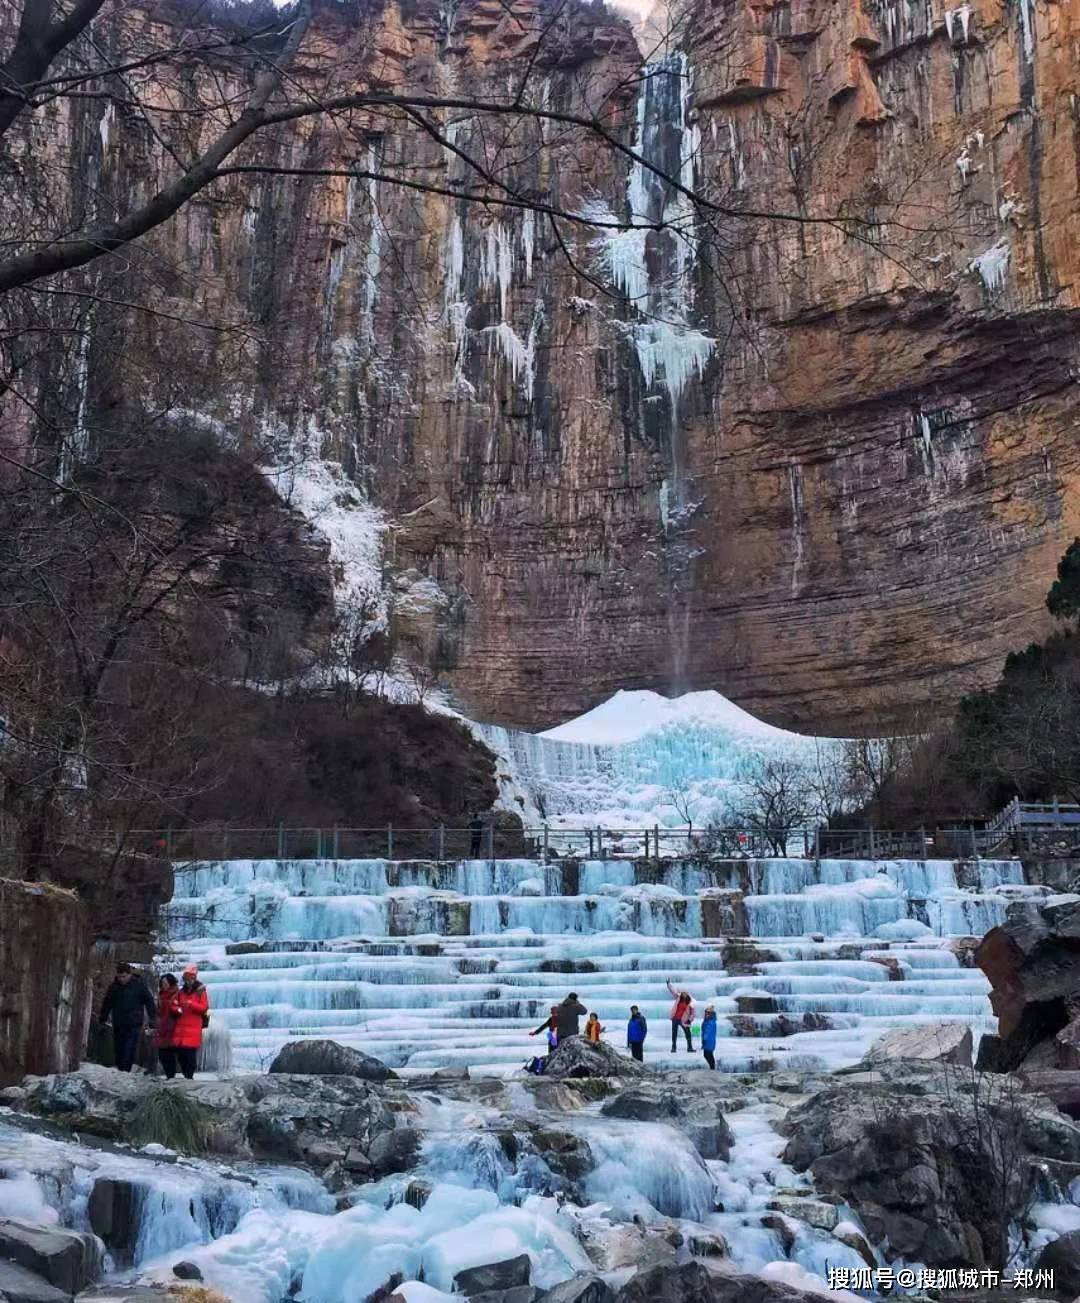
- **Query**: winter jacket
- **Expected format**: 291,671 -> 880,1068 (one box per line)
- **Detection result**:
532,1015 -> 557,1036
99,977 -> 156,1030
627,1013 -> 648,1045
585,1020 -> 604,1044
701,1013 -> 718,1053
666,980 -> 694,1026
155,991 -> 180,1048
172,983 -> 209,1050
556,997 -> 587,1041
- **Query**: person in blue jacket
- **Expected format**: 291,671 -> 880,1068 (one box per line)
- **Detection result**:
627,1005 -> 648,1062
701,1004 -> 717,1070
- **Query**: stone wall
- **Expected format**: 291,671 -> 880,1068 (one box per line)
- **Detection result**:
0,880 -> 91,1082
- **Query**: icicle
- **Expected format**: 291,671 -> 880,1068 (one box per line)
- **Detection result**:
969,240 -> 1011,295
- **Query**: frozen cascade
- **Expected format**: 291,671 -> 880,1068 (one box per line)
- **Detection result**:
474,688 -> 845,830
588,53 -> 713,408
161,845 -> 1023,1075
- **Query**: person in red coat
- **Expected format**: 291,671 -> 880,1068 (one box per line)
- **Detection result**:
172,966 -> 209,1079
155,974 -> 181,1079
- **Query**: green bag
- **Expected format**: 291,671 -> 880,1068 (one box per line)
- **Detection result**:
691,1023 -> 700,1037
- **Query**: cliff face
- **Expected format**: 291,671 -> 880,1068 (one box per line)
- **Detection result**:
0,880 -> 90,1081
9,0 -> 1080,731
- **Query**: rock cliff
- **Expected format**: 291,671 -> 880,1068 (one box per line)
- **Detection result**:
7,0 -> 1080,731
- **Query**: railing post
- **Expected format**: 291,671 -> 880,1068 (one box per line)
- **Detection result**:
543,824 -> 549,861
868,824 -> 876,860
277,822 -> 285,859
387,823 -> 393,859
437,824 -> 446,861
1053,795 -> 1061,828
802,828 -> 809,858
920,826 -> 928,861
486,821 -> 494,860
597,827 -> 604,860
333,825 -> 340,858
970,822 -> 978,861
222,827 -> 229,860
588,829 -> 594,857
654,823 -> 660,860
814,825 -> 821,864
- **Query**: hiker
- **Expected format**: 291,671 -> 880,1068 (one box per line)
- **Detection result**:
666,978 -> 695,1052
171,966 -> 210,1080
529,1005 -> 560,1051
555,992 -> 587,1041
701,1004 -> 718,1070
98,962 -> 156,1073
585,1012 -> 605,1044
627,1005 -> 648,1062
155,974 -> 181,1079
469,813 -> 484,857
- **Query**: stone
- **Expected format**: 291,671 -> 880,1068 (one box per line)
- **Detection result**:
1058,1019 -> 1080,1070
267,1040 -> 394,1082
0,1261 -> 70,1303
344,1147 -> 373,1174
976,900 -> 1080,1070
614,1261 -> 819,1303
865,1023 -> 973,1066
366,1127 -> 420,1177
171,1263 -> 203,1282
467,1289 -> 536,1303
87,1180 -> 144,1267
0,1220 -> 103,1296
1020,1071 -> 1080,1121
542,1039 -> 644,1081
780,1069 -> 1080,1268
537,1276 -> 616,1303
453,1255 -> 531,1296
1035,1231 -> 1080,1299
765,1198 -> 838,1232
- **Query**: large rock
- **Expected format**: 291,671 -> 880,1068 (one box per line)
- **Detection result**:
453,1256 -> 531,1296
0,1221 -> 102,1296
538,1277 -> 616,1303
976,899 -> 1080,1070
613,1262 -> 819,1303
1021,1071 -> 1080,1120
541,1039 -> 644,1081
0,1260 -> 70,1303
1035,1231 -> 1080,1299
20,1066 -> 396,1172
87,1181 -> 141,1267
599,1088 -> 734,1160
865,1024 -> 972,1066
267,1040 -> 394,1082
780,1066 -> 1080,1268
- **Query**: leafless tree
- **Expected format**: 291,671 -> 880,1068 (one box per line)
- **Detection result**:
665,785 -> 699,841
732,756 -> 813,856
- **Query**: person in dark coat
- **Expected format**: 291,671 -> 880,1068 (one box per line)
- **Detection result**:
469,814 -> 484,857
627,1005 -> 648,1062
98,963 -> 156,1072
555,993 -> 587,1041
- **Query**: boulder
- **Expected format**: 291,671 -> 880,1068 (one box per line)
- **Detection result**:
780,1067 -> 1080,1268
366,1127 -> 420,1177
87,1180 -> 141,1266
613,1262 -> 819,1303
541,1039 -> 644,1081
976,898 -> 1080,1070
0,1260 -> 70,1303
468,1290 -> 536,1303
1035,1230 -> 1080,1299
267,1040 -> 394,1082
865,1023 -> 972,1066
171,1262 -> 203,1282
537,1276 -> 616,1303
599,1089 -> 733,1161
0,1219 -> 103,1295
1020,1071 -> 1080,1120
1058,1019 -> 1080,1070
453,1256 -> 531,1296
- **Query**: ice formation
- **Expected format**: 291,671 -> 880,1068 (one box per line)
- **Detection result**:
587,53 -> 714,407
160,851 -> 1035,1077
474,688 -> 841,829
969,239 -> 1011,295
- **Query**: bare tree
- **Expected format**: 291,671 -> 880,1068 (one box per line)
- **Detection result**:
732,756 -> 813,856
665,786 -> 699,841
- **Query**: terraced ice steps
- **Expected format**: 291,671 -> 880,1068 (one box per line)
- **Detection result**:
162,855 -> 1043,1075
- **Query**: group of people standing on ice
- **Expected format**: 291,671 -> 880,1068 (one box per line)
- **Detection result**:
527,979 -> 719,1071
97,962 -> 209,1079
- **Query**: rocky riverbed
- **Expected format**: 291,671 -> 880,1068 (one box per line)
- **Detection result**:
3,1033 -> 1080,1303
